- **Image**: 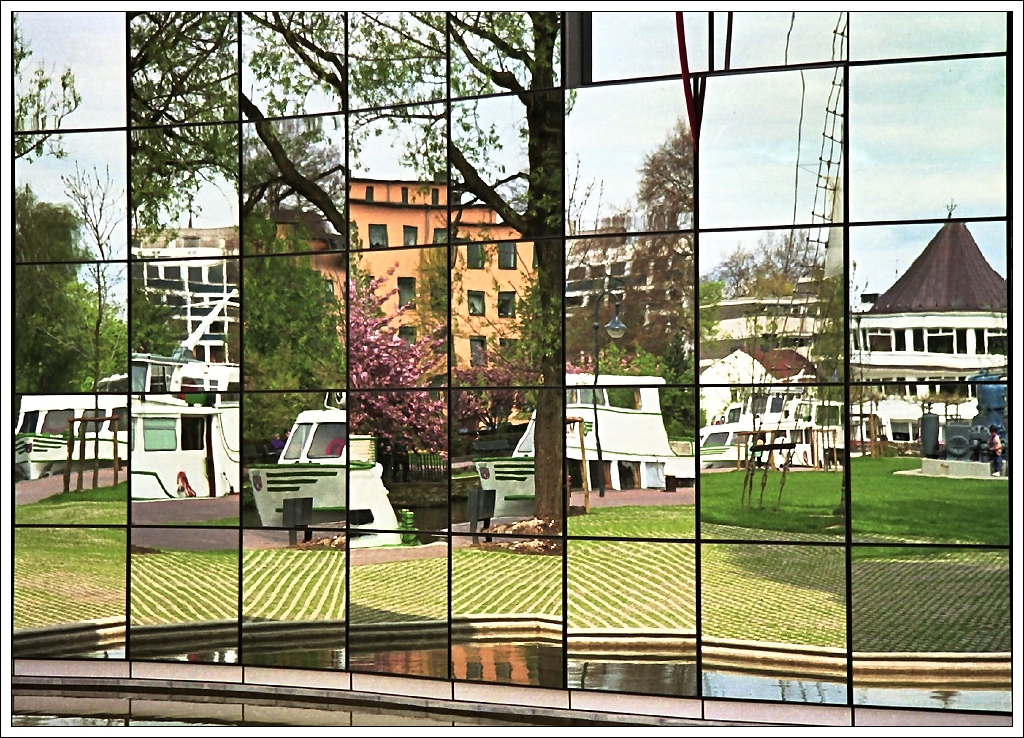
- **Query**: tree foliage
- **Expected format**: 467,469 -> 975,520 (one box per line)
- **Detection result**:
14,14 -> 81,161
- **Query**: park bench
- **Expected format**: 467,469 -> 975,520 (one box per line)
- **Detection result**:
278,497 -> 354,544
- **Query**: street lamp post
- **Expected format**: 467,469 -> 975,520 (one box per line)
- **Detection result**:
591,289 -> 626,497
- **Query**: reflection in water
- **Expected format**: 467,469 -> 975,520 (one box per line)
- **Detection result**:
854,686 -> 1011,713
702,670 -> 847,704
452,643 -> 563,689
349,648 -> 449,679
568,659 -> 698,697
244,647 -> 345,670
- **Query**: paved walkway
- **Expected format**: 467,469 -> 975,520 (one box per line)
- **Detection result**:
570,485 -> 694,508
15,469 -> 120,505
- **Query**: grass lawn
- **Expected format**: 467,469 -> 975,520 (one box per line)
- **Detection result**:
700,469 -> 843,540
569,505 -> 695,539
850,456 -> 1008,545
699,457 -> 1008,544
15,483 -> 127,526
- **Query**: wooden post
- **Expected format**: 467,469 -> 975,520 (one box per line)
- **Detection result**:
92,418 -> 100,490
76,419 -> 87,492
578,421 -> 590,514
63,419 -> 75,493
111,416 -> 119,487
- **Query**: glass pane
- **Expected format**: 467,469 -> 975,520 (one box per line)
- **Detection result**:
349,543 -> 448,677
591,12 -> 681,82
130,527 -> 239,663
14,527 -> 126,659
451,535 -> 563,688
699,227 -> 845,383
242,253 -> 345,391
449,12 -> 561,97
348,390 -> 447,539
350,104 -> 446,250
243,12 -> 346,118
16,130 -> 128,262
242,528 -> 347,669
15,262 -> 129,394
684,12 -> 847,72
350,12 -> 447,109
130,123 -> 239,244
851,12 -> 1006,61
852,547 -> 1009,712
567,540 -> 697,696
851,381 -> 1008,546
130,394 -> 240,526
850,57 -> 1005,222
16,394 -> 129,525
700,66 -> 844,230
701,544 -> 847,703
130,12 -> 239,126
349,249 -> 448,388
242,116 -> 346,254
14,12 -> 126,131
567,81 -> 693,235
700,385 -> 845,542
131,255 -> 239,364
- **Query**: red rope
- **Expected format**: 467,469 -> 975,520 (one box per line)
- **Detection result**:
675,12 -> 699,152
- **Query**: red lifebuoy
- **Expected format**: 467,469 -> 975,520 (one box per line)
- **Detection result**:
325,437 -> 346,457
176,471 -> 197,497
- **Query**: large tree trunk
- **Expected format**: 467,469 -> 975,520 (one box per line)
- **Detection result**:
524,13 -> 564,525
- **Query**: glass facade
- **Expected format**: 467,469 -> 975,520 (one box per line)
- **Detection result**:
11,11 -> 1013,721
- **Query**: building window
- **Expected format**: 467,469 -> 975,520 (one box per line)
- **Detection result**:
466,243 -> 484,269
401,186 -> 409,204
498,291 -> 515,318
894,329 -> 906,352
398,326 -> 417,345
987,330 -> 1006,355
398,277 -> 416,308
146,263 -> 159,280
365,185 -> 374,201
432,227 -> 448,244
469,336 -> 487,367
498,242 -> 517,269
369,224 -> 389,249
431,187 -> 439,206
867,330 -> 892,352
403,225 -> 418,246
912,328 -> 925,352
955,328 -> 968,355
165,265 -> 181,280
926,328 -> 954,354
467,290 -> 485,316
188,265 -> 203,285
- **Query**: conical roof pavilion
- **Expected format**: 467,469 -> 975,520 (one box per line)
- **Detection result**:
869,220 -> 1006,314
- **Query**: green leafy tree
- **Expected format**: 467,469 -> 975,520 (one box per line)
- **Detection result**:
130,276 -> 180,357
14,14 -> 81,161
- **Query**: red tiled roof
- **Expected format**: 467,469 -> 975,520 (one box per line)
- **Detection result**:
870,221 -> 1006,314
745,348 -> 815,380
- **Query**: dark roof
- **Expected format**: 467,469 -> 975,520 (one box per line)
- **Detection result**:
869,221 -> 1006,314
746,348 -> 815,380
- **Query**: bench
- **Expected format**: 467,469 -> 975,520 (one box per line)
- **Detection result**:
279,498 -> 352,543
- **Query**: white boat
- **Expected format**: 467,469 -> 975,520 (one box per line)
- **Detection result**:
126,291 -> 242,501
247,400 -> 402,548
15,394 -> 129,480
699,391 -> 844,470
475,374 -> 697,518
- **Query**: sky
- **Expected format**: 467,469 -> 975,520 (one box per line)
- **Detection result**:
13,10 -> 1012,299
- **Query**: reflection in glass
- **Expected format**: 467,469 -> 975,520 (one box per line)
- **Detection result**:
242,117 -> 346,254
451,536 -> 563,688
349,545 -> 448,677
15,395 -> 129,526
851,12 -> 1005,61
349,12 -> 447,110
449,12 -> 561,97
16,131 -> 128,262
15,262 -> 129,395
242,253 -> 345,391
701,544 -> 847,703
699,385 -> 845,542
130,527 -> 239,662
243,529 -> 347,669
852,547 -> 1010,712
15,12 -> 127,131
591,12 -> 680,82
349,248 -> 448,387
567,541 -> 696,696
850,57 -> 1005,222
698,227 -> 844,384
14,527 -> 127,659
850,381 -> 1008,546
130,392 -> 240,527
243,11 -> 345,118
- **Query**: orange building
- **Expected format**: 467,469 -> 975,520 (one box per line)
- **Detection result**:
347,178 -> 533,370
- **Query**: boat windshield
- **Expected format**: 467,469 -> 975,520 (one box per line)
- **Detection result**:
40,409 -> 75,435
131,362 -> 149,392
18,411 -> 39,434
726,407 -> 741,424
307,422 -> 347,458
283,423 -> 312,460
703,431 -> 730,447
